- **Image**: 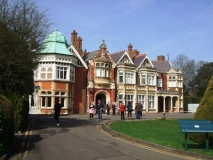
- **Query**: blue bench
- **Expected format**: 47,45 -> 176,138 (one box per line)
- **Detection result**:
178,119 -> 213,151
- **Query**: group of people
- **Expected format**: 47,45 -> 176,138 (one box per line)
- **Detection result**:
89,100 -> 143,121
53,99 -> 143,126
89,100 -> 117,120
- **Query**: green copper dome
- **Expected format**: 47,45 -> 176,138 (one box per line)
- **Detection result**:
38,28 -> 74,55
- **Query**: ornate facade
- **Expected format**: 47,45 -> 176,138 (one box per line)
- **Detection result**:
30,29 -> 183,114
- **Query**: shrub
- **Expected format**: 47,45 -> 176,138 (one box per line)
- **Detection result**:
189,76 -> 213,143
0,95 -> 14,157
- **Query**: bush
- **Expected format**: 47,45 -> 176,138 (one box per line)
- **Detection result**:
0,95 -> 14,157
189,76 -> 213,143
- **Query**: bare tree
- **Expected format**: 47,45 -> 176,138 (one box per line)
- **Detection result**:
171,54 -> 196,92
0,0 -> 52,95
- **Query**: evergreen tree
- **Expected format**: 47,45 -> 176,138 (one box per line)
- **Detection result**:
189,76 -> 213,143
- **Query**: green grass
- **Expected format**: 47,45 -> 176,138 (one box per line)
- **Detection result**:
110,120 -> 213,157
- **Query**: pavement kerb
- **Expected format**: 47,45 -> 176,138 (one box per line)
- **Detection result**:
100,120 -> 213,160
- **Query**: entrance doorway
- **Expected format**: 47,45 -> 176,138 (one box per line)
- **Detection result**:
96,93 -> 106,113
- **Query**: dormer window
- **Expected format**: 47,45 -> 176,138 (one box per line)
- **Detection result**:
95,62 -> 110,77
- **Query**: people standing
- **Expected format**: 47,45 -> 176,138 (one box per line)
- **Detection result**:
127,101 -> 133,119
96,99 -> 103,120
135,102 -> 143,119
112,102 -> 116,115
106,101 -> 110,115
120,102 -> 125,120
89,102 -> 95,119
54,99 -> 62,126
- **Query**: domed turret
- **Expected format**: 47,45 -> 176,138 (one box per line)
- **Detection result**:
38,28 -> 73,55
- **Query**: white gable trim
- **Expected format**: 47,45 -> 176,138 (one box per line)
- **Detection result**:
68,45 -> 88,69
136,54 -> 154,70
115,51 -> 134,67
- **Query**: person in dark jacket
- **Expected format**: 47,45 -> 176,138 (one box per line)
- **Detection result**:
96,99 -> 104,120
54,99 -> 62,126
127,101 -> 133,119
112,102 -> 116,115
135,102 -> 143,119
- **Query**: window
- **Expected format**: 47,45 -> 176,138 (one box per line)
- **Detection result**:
70,67 -> 75,82
40,67 -> 52,79
56,67 -> 67,80
137,95 -> 145,108
119,72 -> 123,83
40,67 -> 46,79
142,74 -> 146,85
47,67 -> 52,79
125,94 -> 133,107
34,70 -> 38,79
148,95 -> 154,109
119,94 -> 123,105
41,91 -> 52,108
158,79 -> 162,87
169,76 -> 176,87
125,72 -> 134,84
148,75 -> 155,85
95,63 -> 110,77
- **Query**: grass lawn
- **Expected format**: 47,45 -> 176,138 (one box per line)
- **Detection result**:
110,120 -> 213,157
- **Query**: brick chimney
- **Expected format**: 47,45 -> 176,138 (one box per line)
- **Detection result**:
71,30 -> 83,56
132,49 -> 139,58
71,30 -> 77,45
157,55 -> 165,61
128,43 -> 132,58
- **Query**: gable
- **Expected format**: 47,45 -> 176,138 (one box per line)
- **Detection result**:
136,55 -> 154,70
116,51 -> 134,65
68,45 -> 88,69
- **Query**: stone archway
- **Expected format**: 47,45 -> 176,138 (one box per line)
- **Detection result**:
95,90 -> 110,113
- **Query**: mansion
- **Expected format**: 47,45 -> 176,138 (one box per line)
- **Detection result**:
29,29 -> 183,114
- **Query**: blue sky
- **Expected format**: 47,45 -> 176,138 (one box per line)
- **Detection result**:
36,0 -> 213,62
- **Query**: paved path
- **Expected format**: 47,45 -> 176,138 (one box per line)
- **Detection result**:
4,112 -> 212,160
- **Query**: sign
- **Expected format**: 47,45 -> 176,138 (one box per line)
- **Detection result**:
188,104 -> 199,113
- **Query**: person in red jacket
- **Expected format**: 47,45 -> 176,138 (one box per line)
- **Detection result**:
120,102 -> 125,120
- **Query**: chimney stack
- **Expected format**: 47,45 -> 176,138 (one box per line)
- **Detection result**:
128,43 -> 133,58
157,55 -> 165,61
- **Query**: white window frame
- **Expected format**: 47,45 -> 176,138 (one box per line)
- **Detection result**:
148,74 -> 155,85
95,62 -> 110,77
119,71 -> 123,83
41,91 -> 52,108
148,95 -> 154,109
70,67 -> 75,82
137,95 -> 145,108
125,94 -> 133,107
169,76 -> 176,87
56,66 -> 68,80
142,74 -> 146,85
125,72 -> 134,84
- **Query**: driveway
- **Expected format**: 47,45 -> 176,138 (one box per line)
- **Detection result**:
4,112 -> 212,160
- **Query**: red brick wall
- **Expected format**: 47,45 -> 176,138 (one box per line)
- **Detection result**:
41,82 -> 52,89
55,82 -> 66,90
73,67 -> 87,113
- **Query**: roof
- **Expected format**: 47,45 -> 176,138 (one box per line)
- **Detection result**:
152,60 -> 171,71
133,54 -> 146,68
83,50 -> 99,62
38,28 -> 74,56
110,50 -> 125,63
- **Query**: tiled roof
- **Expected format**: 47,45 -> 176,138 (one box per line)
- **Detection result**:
152,60 -> 171,71
82,50 -> 99,62
110,50 -> 125,63
132,54 -> 146,68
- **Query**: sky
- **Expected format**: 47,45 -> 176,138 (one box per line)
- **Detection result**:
35,0 -> 213,62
